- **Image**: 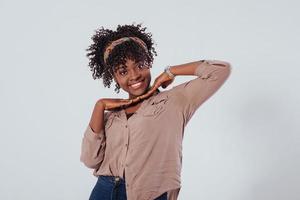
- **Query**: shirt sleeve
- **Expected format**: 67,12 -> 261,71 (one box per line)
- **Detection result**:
169,60 -> 232,127
80,111 -> 108,169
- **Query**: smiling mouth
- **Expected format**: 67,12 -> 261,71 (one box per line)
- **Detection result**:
129,80 -> 144,89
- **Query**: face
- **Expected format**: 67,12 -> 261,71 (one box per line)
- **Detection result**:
113,58 -> 151,99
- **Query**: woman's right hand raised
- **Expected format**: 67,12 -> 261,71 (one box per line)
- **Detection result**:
98,98 -> 135,111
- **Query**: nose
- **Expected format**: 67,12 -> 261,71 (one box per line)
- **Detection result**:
129,67 -> 142,81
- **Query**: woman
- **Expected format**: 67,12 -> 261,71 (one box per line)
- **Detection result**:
80,23 -> 231,200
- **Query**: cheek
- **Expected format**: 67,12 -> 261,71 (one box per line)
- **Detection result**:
118,80 -> 128,89
145,72 -> 151,82
146,76 -> 151,85
117,78 -> 131,91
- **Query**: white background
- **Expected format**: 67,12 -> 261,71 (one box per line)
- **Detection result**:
0,0 -> 299,199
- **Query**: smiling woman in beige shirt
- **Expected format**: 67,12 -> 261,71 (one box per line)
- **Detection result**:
80,23 -> 231,200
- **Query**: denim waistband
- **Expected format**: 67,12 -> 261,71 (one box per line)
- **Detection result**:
99,175 -> 125,185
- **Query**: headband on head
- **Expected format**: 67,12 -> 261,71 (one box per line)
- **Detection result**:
103,36 -> 148,64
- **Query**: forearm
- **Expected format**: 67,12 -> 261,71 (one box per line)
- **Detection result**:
168,59 -> 232,126
80,100 -> 106,169
169,59 -> 230,76
89,100 -> 105,134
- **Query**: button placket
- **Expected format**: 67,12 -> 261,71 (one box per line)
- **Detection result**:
121,121 -> 130,184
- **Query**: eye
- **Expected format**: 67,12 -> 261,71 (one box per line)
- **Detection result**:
118,70 -> 127,76
116,65 -> 127,76
138,63 -> 149,69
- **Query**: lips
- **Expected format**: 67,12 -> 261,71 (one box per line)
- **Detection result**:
129,80 -> 144,90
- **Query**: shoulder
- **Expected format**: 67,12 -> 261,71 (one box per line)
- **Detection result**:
103,110 -> 113,121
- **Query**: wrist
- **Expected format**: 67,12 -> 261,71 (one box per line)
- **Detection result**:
164,65 -> 176,79
96,100 -> 105,110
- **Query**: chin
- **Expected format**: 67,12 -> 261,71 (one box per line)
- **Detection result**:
130,87 -> 147,97
128,80 -> 150,97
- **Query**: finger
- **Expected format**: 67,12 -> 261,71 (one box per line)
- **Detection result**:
149,83 -> 160,94
126,99 -> 133,104
146,83 -> 157,94
141,90 -> 153,99
131,97 -> 140,104
136,82 -> 160,100
118,99 -> 133,107
142,88 -> 156,100
146,84 -> 159,96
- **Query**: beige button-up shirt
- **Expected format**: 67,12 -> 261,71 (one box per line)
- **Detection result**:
80,60 -> 231,200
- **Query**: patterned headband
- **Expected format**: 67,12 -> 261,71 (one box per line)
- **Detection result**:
103,36 -> 148,64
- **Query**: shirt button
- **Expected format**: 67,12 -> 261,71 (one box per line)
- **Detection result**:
125,143 -> 128,147
126,183 -> 129,187
125,163 -> 129,167
125,125 -> 128,128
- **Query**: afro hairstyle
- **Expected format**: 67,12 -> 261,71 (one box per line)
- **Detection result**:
86,22 -> 158,93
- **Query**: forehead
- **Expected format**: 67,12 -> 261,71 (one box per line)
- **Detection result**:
124,59 -> 137,66
114,59 -> 141,70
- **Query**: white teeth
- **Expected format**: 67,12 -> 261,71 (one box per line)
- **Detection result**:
130,82 -> 142,89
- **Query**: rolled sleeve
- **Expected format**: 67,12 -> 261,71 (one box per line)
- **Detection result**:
170,60 -> 232,126
80,113 -> 108,169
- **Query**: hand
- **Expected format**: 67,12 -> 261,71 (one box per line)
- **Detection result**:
131,72 -> 175,103
99,98 -> 134,111
99,72 -> 175,110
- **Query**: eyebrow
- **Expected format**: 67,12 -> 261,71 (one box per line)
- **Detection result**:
115,62 -> 141,71
114,65 -> 124,71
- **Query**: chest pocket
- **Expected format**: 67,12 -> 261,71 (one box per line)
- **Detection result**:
143,94 -> 169,118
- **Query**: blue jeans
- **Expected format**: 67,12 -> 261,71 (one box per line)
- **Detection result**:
89,175 -> 168,200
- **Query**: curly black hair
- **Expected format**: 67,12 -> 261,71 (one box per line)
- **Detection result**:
86,22 -> 158,93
